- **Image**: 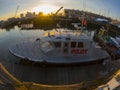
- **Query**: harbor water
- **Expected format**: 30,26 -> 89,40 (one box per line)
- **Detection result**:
0,27 -> 115,85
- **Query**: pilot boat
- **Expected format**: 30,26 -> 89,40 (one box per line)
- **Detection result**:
9,28 -> 110,65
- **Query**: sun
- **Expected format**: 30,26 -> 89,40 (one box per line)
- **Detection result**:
33,4 -> 57,15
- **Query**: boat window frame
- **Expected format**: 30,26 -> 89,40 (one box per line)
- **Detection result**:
64,42 -> 69,47
77,42 -> 84,48
71,41 -> 77,48
53,41 -> 61,48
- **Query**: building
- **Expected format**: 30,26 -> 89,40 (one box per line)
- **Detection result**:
20,13 -> 24,18
64,9 -> 83,19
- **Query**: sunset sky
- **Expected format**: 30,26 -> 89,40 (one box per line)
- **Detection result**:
0,0 -> 120,20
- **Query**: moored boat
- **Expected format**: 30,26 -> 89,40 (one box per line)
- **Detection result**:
9,28 -> 110,65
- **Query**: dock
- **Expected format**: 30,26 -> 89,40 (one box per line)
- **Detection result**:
0,62 -> 120,90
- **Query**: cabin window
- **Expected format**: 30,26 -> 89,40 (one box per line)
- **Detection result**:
54,42 -> 61,48
64,42 -> 68,47
56,37 -> 62,39
78,42 -> 84,48
71,42 -> 76,48
66,37 -> 70,40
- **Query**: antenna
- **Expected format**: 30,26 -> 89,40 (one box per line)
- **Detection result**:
105,0 -> 110,37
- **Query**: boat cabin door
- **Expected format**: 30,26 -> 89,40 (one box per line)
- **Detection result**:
63,42 -> 69,53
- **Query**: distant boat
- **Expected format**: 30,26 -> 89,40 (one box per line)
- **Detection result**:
95,18 -> 108,22
20,24 -> 33,30
109,37 -> 120,48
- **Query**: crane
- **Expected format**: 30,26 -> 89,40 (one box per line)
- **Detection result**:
54,6 -> 63,16
14,5 -> 19,18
